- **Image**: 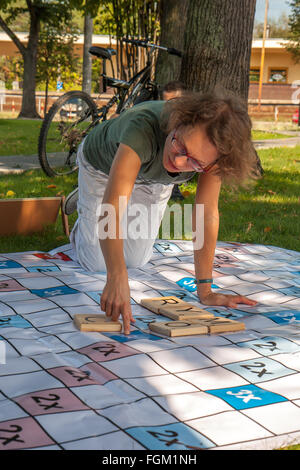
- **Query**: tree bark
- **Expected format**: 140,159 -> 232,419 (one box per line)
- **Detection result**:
18,1 -> 40,118
180,0 -> 256,101
155,0 -> 188,89
0,3 -> 40,118
82,11 -> 93,95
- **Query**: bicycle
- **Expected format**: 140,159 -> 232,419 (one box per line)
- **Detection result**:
38,38 -> 182,177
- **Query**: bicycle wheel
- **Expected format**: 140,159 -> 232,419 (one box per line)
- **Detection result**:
38,91 -> 98,177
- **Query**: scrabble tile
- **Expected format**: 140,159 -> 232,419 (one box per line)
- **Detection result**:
141,296 -> 213,320
140,296 -> 187,313
73,314 -> 122,332
159,304 -> 214,320
196,317 -> 245,334
149,320 -> 209,337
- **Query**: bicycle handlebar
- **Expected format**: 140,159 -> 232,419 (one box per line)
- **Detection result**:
122,37 -> 182,57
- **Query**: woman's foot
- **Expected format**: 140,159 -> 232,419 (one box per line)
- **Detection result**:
63,187 -> 79,215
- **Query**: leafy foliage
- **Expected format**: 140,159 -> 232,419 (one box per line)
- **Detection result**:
286,0 -> 300,63
0,55 -> 23,89
36,21 -> 81,91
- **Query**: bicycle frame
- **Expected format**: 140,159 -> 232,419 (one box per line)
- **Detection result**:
94,39 -> 171,118
100,60 -> 152,115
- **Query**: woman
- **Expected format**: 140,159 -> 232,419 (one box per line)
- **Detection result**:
67,91 -> 260,334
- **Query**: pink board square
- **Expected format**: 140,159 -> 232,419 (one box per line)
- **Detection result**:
81,362 -> 118,384
47,364 -> 117,387
14,388 -> 89,416
77,341 -> 140,362
0,279 -> 26,291
0,417 -> 54,449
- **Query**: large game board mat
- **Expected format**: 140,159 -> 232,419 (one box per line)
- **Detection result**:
0,240 -> 300,450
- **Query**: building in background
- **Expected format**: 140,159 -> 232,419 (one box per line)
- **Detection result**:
249,38 -> 300,120
0,32 -> 299,119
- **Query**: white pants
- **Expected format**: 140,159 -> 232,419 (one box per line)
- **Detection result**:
70,141 -> 173,272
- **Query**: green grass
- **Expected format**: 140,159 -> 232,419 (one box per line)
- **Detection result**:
251,130 -> 294,140
0,119 -> 296,157
0,119 -> 42,156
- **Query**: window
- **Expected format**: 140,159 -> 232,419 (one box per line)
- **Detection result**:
249,68 -> 260,83
268,68 -> 288,83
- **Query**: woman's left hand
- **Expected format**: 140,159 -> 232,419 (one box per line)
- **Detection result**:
199,291 -> 257,309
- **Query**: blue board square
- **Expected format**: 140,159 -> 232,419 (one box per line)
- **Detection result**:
103,330 -> 161,342
224,357 -> 296,383
26,266 -> 61,273
0,315 -> 32,329
176,277 -> 197,292
30,285 -> 79,298
126,422 -> 215,450
0,260 -> 23,269
263,310 -> 300,325
237,336 -> 300,356
206,384 -> 287,410
176,278 -> 218,292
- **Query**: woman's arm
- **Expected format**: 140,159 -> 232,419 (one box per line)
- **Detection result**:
193,172 -> 257,308
193,172 -> 220,300
99,143 -> 142,334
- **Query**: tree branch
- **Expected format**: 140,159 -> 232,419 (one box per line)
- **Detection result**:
0,15 -> 27,56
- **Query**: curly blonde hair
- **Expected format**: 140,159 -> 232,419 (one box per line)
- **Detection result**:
161,90 -> 262,186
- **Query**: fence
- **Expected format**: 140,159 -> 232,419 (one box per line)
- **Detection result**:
0,89 -> 112,116
0,87 -> 299,122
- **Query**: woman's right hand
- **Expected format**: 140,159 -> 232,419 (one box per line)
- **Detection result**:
100,273 -> 135,335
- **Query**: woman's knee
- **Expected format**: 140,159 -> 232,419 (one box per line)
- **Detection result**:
124,241 -> 153,268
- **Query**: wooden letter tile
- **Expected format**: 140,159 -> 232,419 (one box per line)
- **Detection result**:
149,320 -> 209,337
159,304 -> 214,320
140,296 -> 187,313
196,317 -> 245,334
141,296 -> 214,321
74,314 -> 122,332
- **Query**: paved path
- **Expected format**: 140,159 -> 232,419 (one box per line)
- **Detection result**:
0,138 -> 300,174
254,137 -> 300,150
0,152 -> 67,174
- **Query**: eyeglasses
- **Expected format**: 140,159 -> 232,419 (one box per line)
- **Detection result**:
171,130 -> 220,173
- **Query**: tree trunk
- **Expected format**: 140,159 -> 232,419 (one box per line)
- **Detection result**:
180,0 -> 256,101
155,0 -> 188,89
19,49 -> 40,118
82,11 -> 93,95
0,9 -> 40,118
18,4 -> 40,118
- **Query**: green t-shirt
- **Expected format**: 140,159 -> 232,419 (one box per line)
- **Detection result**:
83,100 -> 195,185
